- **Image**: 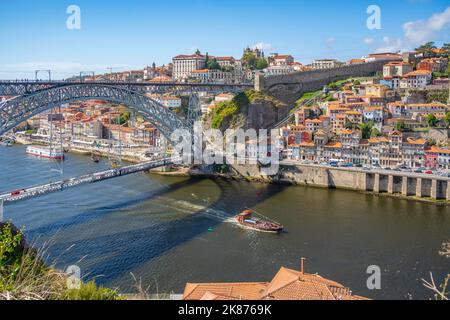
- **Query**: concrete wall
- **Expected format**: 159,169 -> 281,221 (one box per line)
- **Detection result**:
232,163 -> 450,202
255,60 -> 389,103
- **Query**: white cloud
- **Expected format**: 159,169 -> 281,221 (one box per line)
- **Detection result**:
375,37 -> 403,53
403,6 -> 450,46
363,37 -> 375,45
374,6 -> 450,52
251,42 -> 274,51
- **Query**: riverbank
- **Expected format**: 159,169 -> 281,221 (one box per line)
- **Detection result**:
151,163 -> 450,207
13,135 -> 148,164
11,135 -> 450,207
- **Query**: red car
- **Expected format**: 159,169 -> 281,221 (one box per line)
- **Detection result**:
424,171 -> 433,175
10,189 -> 24,196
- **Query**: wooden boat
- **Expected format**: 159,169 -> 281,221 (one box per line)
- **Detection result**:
235,210 -> 283,234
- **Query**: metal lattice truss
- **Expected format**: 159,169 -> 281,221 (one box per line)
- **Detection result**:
0,81 -> 253,96
0,84 -> 190,144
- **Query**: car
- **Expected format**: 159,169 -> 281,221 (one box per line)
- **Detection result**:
384,167 -> 392,171
424,170 -> 433,175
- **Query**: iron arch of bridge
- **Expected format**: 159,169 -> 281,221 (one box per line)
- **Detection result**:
0,84 -> 191,143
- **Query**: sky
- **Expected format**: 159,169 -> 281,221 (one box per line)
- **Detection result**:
0,0 -> 449,79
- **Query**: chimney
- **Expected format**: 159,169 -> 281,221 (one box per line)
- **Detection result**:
301,257 -> 306,275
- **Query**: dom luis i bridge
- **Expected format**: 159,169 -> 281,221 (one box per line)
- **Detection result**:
0,79 -> 253,217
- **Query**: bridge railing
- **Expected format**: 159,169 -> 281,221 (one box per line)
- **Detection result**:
0,157 -> 177,204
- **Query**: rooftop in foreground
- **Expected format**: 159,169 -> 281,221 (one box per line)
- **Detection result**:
183,260 -> 370,300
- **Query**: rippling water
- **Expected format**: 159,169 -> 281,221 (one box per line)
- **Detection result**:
1,145 -> 449,299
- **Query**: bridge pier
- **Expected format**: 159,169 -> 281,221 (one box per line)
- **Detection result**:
388,175 -> 394,194
447,182 -> 450,201
431,179 -> 438,200
374,174 -> 380,193
0,199 -> 3,222
416,178 -> 423,198
402,177 -> 408,196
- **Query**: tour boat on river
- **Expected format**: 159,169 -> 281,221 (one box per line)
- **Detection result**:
235,210 -> 283,234
26,146 -> 65,160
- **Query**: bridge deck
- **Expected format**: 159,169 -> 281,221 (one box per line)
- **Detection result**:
0,158 -> 175,204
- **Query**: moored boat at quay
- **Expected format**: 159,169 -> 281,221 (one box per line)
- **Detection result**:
26,146 -> 65,160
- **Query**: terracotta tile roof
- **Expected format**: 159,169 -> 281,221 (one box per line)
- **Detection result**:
183,266 -> 369,301
324,142 -> 343,148
305,119 -> 323,124
183,282 -> 268,300
215,56 -> 235,61
369,137 -> 389,144
404,70 -> 432,77
298,141 -> 316,147
405,137 -> 427,145
174,54 -> 206,59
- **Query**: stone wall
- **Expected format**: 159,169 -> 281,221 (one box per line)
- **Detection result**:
255,60 -> 390,104
231,163 -> 450,202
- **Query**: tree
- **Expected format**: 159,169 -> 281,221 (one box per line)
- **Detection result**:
427,114 -> 438,127
242,51 -> 257,70
207,59 -> 221,70
416,42 -> 436,52
371,127 -> 382,138
395,120 -> 407,132
255,58 -> 268,70
444,112 -> 450,128
345,121 -> 355,130
442,43 -> 450,56
359,121 -> 374,139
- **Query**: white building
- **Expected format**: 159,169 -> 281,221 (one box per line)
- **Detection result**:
190,69 -> 233,84
311,59 -> 344,69
399,70 -> 432,89
172,53 -> 207,81
265,65 -> 295,76
363,107 -> 384,129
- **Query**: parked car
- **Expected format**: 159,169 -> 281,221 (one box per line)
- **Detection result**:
424,170 -> 433,175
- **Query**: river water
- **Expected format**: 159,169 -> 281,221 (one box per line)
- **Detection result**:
1,145 -> 449,300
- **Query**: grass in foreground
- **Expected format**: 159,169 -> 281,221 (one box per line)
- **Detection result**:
0,222 -> 121,300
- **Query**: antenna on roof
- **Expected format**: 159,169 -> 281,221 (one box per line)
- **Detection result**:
301,257 -> 306,275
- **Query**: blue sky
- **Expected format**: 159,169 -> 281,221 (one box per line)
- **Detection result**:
0,0 -> 449,79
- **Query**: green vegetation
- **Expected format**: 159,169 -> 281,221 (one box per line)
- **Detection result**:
25,129 -> 37,135
211,92 -> 250,129
359,121 -> 376,139
445,112 -> 450,128
395,120 -> 408,132
427,114 -> 438,127
254,58 -> 268,70
242,51 -> 268,70
112,111 -> 130,125
210,90 -> 285,129
296,90 -> 322,106
409,89 -> 449,104
415,42 -> 437,53
206,59 -> 221,71
0,223 -> 120,300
